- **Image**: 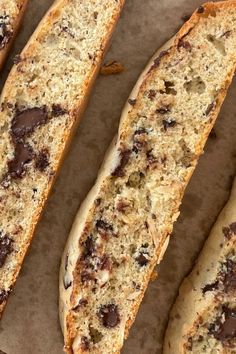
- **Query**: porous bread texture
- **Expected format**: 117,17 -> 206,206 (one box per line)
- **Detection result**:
60,1 -> 236,353
164,176 -> 236,354
0,0 -> 28,69
0,0 -> 125,315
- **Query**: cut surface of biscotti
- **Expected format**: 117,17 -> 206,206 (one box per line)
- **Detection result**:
59,1 -> 236,353
0,0 -> 125,315
0,0 -> 28,69
164,176 -> 236,354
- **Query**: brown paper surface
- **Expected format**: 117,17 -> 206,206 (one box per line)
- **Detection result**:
0,0 -> 236,353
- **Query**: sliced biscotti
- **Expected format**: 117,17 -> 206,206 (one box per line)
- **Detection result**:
0,0 -> 125,315
59,1 -> 236,353
164,177 -> 236,354
0,0 -> 28,69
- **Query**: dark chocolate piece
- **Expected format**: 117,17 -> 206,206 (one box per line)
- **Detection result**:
8,142 -> 34,178
202,280 -> 219,294
96,220 -> 113,233
13,54 -> 22,65
156,106 -> 170,114
112,150 -> 131,177
98,304 -> 120,328
222,222 -> 236,239
197,6 -> 205,13
205,102 -> 215,116
51,104 -> 68,117
0,233 -> 13,268
11,107 -> 48,140
135,253 -> 149,267
0,21 -> 12,50
35,149 -> 49,172
209,307 -> 236,342
63,278 -> 72,290
82,236 -> 95,259
81,270 -> 94,283
0,289 -> 10,304
148,90 -> 156,100
223,259 -> 236,292
128,99 -> 136,106
163,119 -> 177,131
149,50 -> 169,72
73,298 -> 88,312
99,255 -> 111,271
178,39 -> 191,50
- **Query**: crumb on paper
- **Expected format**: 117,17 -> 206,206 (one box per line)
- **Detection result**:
100,61 -> 125,76
150,269 -> 158,282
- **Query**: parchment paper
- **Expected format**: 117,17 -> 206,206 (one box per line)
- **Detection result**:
0,0 -> 236,353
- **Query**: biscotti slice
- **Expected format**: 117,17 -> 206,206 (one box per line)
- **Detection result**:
0,0 -> 125,315
0,0 -> 28,70
59,1 -> 236,353
164,176 -> 236,354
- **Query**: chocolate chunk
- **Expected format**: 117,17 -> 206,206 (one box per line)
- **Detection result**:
63,278 -> 72,289
0,349 -> 7,354
222,222 -> 236,239
202,280 -> 219,294
209,307 -> 236,342
148,89 -> 156,100
96,220 -> 113,232
8,142 -> 34,178
73,298 -> 88,312
156,106 -> 170,114
93,11 -> 98,19
98,304 -> 120,328
82,236 -> 95,259
116,200 -> 129,212
205,102 -> 215,116
149,50 -> 169,72
128,99 -> 136,106
135,253 -> 149,267
134,128 -> 147,135
35,149 -> 49,172
223,259 -> 236,292
178,39 -> 191,50
197,6 -> 205,13
112,150 -> 131,177
222,31 -> 231,38
0,289 -> 10,304
11,107 -> 48,140
0,233 -> 13,267
0,21 -> 12,50
163,119 -> 177,131
51,104 -> 68,117
81,336 -> 90,351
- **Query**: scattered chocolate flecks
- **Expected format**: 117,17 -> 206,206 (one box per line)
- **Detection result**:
99,255 -> 111,271
209,307 -> 236,342
11,107 -> 48,140
0,232 -> 13,268
51,104 -> 68,117
222,222 -> 236,239
80,336 -> 90,351
98,304 -> 120,328
177,39 -> 191,51
112,150 -> 131,177
148,89 -> 156,100
8,142 -> 34,179
82,236 -> 95,259
35,149 -> 49,172
163,119 -> 177,131
149,50 -> 169,72
135,253 -> 149,267
0,20 -> 12,50
0,288 -> 11,304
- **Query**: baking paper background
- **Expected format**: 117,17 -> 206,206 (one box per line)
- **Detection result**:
0,0 -> 236,353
